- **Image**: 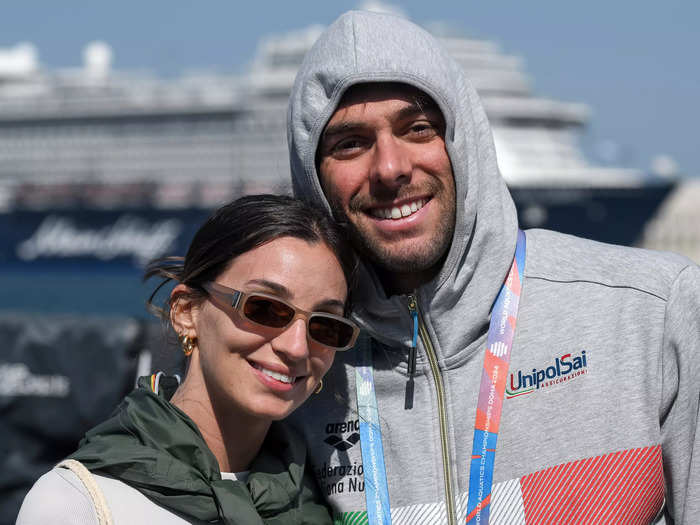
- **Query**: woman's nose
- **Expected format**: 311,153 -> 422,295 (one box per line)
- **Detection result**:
270,318 -> 310,360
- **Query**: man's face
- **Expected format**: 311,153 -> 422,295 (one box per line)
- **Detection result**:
317,84 -> 456,276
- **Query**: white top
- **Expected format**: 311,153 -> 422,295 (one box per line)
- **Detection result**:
16,467 -> 248,525
222,470 -> 249,483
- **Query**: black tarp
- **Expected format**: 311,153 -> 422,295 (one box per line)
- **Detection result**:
0,314 -> 183,524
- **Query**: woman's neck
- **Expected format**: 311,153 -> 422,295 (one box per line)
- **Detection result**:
171,359 -> 271,473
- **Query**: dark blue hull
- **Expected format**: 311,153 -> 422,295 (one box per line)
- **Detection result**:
512,182 -> 675,246
0,182 -> 676,315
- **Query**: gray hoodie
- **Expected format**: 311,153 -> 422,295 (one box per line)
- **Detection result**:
287,10 -> 700,525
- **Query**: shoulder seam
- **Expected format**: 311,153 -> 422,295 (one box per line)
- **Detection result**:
656,264 -> 694,428
55,468 -> 97,505
525,275 -> 670,302
57,460 -> 113,525
23,468 -> 101,525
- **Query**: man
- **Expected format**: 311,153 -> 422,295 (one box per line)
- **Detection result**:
287,10 -> 699,525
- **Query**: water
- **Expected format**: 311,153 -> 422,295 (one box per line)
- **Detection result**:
0,207 -> 199,317
0,269 -> 170,318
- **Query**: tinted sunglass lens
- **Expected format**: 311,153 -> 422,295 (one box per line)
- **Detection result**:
243,296 -> 294,328
309,316 -> 354,348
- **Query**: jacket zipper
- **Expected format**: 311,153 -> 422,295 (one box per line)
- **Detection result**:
407,294 -> 456,525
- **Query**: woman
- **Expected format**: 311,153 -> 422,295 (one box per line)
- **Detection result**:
17,194 -> 359,525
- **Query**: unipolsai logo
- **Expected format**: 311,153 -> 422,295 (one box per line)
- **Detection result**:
506,350 -> 589,398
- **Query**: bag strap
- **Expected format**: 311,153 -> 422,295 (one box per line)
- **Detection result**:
56,459 -> 114,525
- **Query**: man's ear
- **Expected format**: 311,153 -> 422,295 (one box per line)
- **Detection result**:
170,284 -> 199,339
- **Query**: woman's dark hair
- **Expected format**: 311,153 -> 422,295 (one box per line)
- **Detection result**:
145,194 -> 358,317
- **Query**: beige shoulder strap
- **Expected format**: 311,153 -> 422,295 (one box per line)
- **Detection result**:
56,459 -> 115,525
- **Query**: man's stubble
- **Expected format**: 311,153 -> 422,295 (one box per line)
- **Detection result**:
326,179 -> 456,275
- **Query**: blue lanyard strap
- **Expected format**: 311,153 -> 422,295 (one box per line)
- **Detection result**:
356,340 -> 392,525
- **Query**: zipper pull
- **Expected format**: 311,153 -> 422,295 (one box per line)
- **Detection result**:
407,294 -> 419,377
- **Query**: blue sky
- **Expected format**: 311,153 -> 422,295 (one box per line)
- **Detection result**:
3,1 -> 698,176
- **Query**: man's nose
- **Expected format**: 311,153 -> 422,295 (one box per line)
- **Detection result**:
370,134 -> 411,189
270,318 -> 310,361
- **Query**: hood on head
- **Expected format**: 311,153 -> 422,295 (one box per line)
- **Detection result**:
287,10 -> 518,357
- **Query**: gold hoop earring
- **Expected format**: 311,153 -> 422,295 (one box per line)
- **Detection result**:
314,379 -> 323,394
179,335 -> 196,356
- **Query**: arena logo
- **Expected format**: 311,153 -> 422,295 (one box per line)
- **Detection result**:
506,351 -> 588,399
324,418 -> 360,451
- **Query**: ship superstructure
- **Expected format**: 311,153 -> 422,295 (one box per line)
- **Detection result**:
0,9 -> 684,296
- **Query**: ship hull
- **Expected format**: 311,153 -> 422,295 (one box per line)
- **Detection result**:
0,182 -> 675,315
511,182 -> 675,246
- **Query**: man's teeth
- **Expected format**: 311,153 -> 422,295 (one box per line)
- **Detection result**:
371,199 -> 426,220
253,364 -> 295,384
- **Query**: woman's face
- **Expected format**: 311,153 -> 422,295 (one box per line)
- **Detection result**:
190,236 -> 348,422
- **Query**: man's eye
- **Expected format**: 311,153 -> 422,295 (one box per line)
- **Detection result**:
337,138 -> 363,150
328,137 -> 366,157
407,122 -> 438,139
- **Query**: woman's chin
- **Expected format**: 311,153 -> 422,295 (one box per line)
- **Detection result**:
243,395 -> 306,422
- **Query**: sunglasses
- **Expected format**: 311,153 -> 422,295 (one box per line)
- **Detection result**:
202,281 -> 359,351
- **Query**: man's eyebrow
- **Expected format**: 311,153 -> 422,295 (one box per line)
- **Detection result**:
321,121 -> 366,142
395,103 -> 434,121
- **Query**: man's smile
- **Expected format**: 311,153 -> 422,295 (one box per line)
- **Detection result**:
367,197 -> 429,220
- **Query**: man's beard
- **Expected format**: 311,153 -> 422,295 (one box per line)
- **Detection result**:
346,213 -> 455,274
328,181 -> 456,275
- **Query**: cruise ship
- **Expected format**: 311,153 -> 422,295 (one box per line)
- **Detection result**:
0,10 -> 680,314
0,11 -> 693,522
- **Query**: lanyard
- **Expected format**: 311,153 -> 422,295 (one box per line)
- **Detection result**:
355,230 -> 526,525
356,341 -> 392,525
466,229 -> 525,524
